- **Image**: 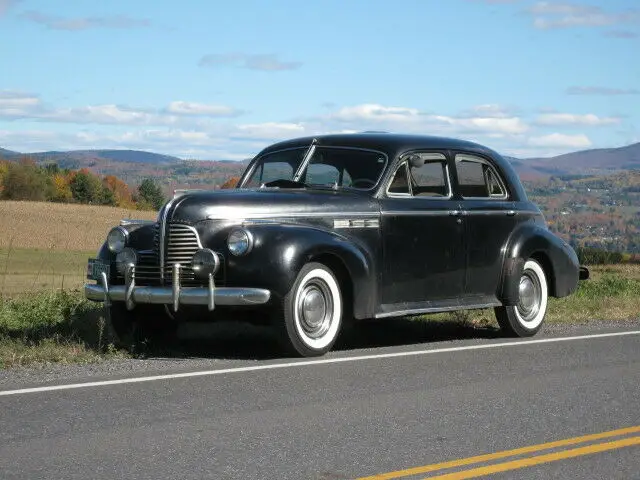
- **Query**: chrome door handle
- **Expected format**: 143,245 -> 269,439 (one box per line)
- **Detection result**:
506,210 -> 516,216
448,210 -> 461,216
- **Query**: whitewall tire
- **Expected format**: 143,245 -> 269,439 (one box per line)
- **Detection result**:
495,259 -> 548,337
279,262 -> 343,357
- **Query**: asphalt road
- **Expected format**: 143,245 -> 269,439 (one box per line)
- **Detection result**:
1,323 -> 639,480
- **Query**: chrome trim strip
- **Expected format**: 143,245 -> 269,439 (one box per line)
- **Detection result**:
333,218 -> 380,229
381,210 -> 451,216
206,211 -> 379,220
119,219 -> 156,227
85,284 -> 271,307
375,301 -> 501,318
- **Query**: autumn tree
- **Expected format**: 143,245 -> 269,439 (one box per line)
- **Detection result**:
220,176 -> 240,189
51,173 -> 73,202
0,161 -> 51,201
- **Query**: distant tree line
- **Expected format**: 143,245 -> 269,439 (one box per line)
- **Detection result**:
0,157 -> 165,210
575,247 -> 640,265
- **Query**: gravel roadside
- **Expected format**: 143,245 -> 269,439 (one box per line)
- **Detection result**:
1,318 -> 639,390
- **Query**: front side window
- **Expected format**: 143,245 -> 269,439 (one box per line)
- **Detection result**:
455,154 -> 507,199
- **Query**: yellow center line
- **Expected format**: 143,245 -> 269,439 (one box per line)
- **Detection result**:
423,436 -> 640,479
355,425 -> 640,480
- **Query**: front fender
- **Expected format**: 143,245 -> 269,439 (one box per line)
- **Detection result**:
223,223 -> 378,319
499,223 -> 580,304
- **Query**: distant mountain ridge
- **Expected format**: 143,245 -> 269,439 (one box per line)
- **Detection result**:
1,142 -> 639,181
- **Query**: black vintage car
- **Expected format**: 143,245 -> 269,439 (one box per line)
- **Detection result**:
85,133 -> 588,356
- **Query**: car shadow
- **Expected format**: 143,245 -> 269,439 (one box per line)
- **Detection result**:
141,316 -> 503,361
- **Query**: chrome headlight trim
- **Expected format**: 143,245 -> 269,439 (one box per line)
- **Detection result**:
227,228 -> 253,256
107,226 -> 128,254
115,247 -> 137,275
191,248 -> 221,277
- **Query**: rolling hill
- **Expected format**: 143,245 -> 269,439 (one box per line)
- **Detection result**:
1,142 -> 638,185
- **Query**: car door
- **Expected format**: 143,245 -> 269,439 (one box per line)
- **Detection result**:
453,153 -> 517,299
379,152 -> 466,309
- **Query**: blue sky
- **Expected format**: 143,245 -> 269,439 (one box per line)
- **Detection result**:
0,0 -> 638,160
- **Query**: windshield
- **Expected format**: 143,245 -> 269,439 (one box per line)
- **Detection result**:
242,146 -> 388,190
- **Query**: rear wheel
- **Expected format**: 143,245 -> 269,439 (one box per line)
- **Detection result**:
276,262 -> 344,357
495,259 -> 548,337
109,303 -> 177,349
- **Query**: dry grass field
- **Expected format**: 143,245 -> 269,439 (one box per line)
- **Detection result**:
0,200 -> 157,251
0,201 -> 157,297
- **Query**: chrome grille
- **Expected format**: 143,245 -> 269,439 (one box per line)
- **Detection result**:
165,224 -> 202,266
114,222 -> 225,287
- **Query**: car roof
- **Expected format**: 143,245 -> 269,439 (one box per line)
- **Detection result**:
258,132 -> 500,159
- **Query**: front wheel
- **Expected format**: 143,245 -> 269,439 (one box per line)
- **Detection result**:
276,262 -> 344,357
495,259 -> 548,337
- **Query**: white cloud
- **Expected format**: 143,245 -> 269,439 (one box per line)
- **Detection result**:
535,113 -> 621,126
527,2 -> 640,29
527,133 -> 592,148
0,91 -> 41,116
331,104 -> 421,123
166,101 -> 242,117
235,122 -> 306,140
0,94 -> 242,126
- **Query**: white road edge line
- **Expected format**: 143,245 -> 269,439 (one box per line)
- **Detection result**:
1,330 -> 639,397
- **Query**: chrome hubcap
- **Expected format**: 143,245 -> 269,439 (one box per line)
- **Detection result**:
297,280 -> 333,338
517,271 -> 541,321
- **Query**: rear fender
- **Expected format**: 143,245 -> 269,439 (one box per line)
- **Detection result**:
499,223 -> 580,304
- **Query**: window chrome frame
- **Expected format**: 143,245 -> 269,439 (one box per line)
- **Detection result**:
385,151 -> 453,200
454,153 -> 509,201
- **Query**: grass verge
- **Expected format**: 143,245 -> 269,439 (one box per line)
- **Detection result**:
0,265 -> 638,369
0,290 -> 128,369
417,264 -> 640,327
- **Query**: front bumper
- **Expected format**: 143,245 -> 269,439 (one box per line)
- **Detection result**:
84,262 -> 271,312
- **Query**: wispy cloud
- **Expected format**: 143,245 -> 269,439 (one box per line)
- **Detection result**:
0,0 -> 21,17
0,92 -> 242,125
535,112 -> 621,126
527,132 -> 592,148
566,86 -> 640,95
526,2 -> 640,29
21,11 -> 150,30
198,53 -> 302,71
165,101 -> 243,117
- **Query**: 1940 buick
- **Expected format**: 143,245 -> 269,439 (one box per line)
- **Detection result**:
85,133 -> 588,357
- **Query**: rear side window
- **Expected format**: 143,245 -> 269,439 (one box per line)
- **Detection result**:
455,154 -> 507,199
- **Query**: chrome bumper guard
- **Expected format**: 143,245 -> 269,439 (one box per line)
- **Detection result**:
85,263 -> 271,312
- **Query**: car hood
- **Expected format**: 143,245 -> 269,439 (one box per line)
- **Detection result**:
167,188 -> 379,223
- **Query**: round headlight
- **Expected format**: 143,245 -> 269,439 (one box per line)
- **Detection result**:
115,247 -> 137,275
192,249 -> 220,277
107,227 -> 128,253
227,228 -> 253,256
